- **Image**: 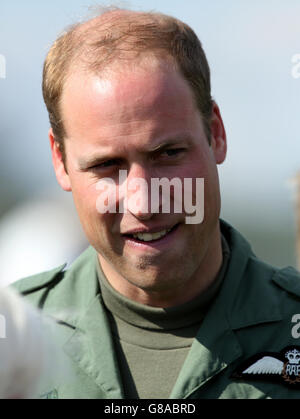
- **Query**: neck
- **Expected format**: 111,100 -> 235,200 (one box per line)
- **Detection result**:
98,224 -> 223,308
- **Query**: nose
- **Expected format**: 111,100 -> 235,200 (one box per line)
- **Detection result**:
124,164 -> 154,220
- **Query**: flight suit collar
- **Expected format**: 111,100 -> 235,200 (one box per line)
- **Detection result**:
40,247 -> 124,398
63,294 -> 124,398
171,220 -> 283,398
170,297 -> 242,398
218,220 -> 282,330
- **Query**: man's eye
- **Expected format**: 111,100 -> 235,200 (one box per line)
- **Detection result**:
162,148 -> 186,157
91,159 -> 120,170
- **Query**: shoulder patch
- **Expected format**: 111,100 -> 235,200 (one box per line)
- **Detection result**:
272,266 -> 300,298
12,263 -> 67,295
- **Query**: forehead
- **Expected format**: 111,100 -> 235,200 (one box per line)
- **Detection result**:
60,60 -> 201,148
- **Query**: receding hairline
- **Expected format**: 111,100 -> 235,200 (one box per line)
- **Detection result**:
58,9 -> 179,93
63,8 -> 187,68
73,8 -> 176,36
58,9 -> 192,123
77,8 -> 147,30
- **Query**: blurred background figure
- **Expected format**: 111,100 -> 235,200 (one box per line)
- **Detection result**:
0,286 -> 67,399
0,194 -> 87,286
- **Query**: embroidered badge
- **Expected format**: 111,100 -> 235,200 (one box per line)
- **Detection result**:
232,346 -> 300,387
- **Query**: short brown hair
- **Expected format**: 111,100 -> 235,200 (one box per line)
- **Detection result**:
42,7 -> 213,163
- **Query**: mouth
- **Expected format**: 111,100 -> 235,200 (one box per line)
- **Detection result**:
122,223 -> 180,245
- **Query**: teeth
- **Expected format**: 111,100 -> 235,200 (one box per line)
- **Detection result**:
133,228 -> 172,242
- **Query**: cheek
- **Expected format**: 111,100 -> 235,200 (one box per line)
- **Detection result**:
181,158 -> 220,223
73,188 -> 96,218
180,147 -> 214,178
175,156 -> 216,192
69,172 -> 98,206
69,177 -> 102,226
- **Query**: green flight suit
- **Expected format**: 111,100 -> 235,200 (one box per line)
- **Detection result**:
12,220 -> 300,399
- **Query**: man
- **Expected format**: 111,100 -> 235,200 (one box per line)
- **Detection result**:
13,7 -> 300,399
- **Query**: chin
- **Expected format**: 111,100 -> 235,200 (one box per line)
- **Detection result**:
126,265 -> 182,292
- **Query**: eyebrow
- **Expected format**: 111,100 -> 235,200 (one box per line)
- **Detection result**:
78,154 -> 114,171
147,137 -> 192,152
78,135 -> 193,170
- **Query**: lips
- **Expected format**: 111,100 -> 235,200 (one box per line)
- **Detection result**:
123,223 -> 179,243
132,228 -> 172,242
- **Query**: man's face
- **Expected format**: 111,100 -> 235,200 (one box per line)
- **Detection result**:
52,61 -> 226,303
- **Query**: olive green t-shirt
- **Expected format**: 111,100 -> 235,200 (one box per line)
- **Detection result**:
97,236 -> 230,399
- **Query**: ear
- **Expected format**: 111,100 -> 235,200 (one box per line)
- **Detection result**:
49,129 -> 72,192
209,102 -> 227,164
